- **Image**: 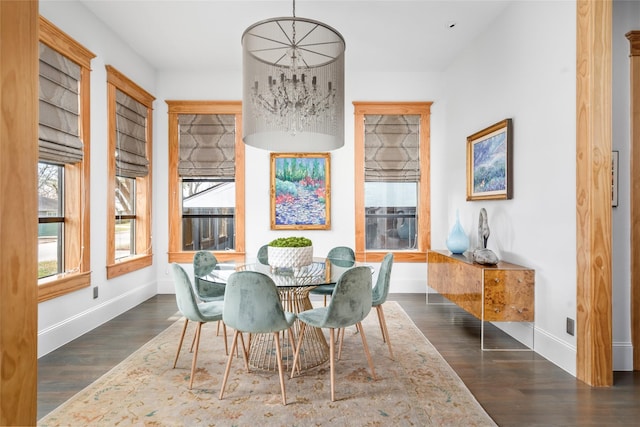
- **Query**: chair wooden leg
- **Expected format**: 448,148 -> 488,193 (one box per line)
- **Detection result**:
189,326 -> 196,353
290,322 -> 307,378
221,322 -> 229,355
188,322 -> 204,390
376,305 -> 394,360
337,328 -> 345,360
173,318 -> 189,368
190,321 -> 228,355
287,327 -> 296,362
238,332 -> 250,372
273,332 -> 287,405
376,306 -> 386,341
329,328 -> 336,402
356,322 -> 376,380
219,330 -> 240,400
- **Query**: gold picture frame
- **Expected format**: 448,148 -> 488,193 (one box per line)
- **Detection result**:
466,118 -> 513,201
270,152 -> 331,230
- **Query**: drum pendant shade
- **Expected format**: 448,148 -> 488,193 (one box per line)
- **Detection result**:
241,2 -> 345,152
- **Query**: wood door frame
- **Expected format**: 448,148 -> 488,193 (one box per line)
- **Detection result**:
0,0 -> 39,424
627,31 -> 640,370
575,0 -> 613,387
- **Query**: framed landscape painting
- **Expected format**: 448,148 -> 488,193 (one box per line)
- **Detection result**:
466,118 -> 513,201
270,153 -> 331,230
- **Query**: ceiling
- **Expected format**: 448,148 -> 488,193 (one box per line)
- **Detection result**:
74,0 -> 512,73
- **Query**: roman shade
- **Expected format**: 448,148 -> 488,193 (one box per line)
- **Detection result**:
364,114 -> 420,182
178,114 -> 236,178
38,42 -> 82,164
115,89 -> 149,178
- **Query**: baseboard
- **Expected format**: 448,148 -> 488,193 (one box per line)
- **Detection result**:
157,277 -> 175,294
521,332 -> 633,373
613,341 -> 634,371
38,282 -> 156,358
532,326 -> 577,376
492,321 -> 535,348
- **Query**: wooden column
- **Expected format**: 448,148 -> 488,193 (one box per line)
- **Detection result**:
627,31 -> 640,370
576,0 -> 613,386
0,0 -> 39,424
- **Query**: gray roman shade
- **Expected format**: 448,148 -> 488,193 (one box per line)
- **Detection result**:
178,114 -> 236,178
38,42 -> 82,164
364,114 -> 420,182
115,89 -> 149,178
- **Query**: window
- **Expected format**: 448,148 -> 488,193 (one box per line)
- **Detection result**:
354,102 -> 431,262
37,17 -> 95,301
106,66 -> 154,278
167,101 -> 245,263
182,178 -> 236,251
115,176 -> 136,259
38,163 -> 63,278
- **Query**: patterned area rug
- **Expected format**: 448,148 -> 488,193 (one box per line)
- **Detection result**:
39,302 -> 496,426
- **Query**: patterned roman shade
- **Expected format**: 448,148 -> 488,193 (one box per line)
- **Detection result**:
178,114 -> 236,178
364,114 -> 420,182
115,89 -> 149,178
38,42 -> 82,164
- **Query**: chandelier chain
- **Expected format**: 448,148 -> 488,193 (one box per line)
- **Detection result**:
292,0 -> 297,47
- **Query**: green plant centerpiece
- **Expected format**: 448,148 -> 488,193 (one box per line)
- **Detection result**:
267,236 -> 313,269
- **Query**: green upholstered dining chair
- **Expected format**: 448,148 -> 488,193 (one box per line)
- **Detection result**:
219,271 -> 296,405
170,263 -> 227,390
193,250 -> 226,302
257,244 -> 269,265
193,250 -> 226,340
291,266 -> 376,402
309,246 -> 355,306
372,252 -> 394,359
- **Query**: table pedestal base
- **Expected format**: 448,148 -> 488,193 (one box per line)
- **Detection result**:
248,287 -> 329,372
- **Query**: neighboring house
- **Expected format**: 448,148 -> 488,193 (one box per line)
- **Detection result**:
182,183 -> 235,251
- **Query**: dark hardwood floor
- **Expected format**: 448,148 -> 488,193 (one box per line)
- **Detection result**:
38,294 -> 640,425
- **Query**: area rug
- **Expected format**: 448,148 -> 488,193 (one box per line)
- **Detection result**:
38,302 -> 496,426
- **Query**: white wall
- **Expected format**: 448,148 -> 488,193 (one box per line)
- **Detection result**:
439,1 -> 578,374
38,1 -> 158,357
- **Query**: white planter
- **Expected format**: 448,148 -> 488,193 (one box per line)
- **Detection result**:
268,245 -> 313,269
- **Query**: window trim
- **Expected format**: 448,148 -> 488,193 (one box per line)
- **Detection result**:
106,65 -> 155,278
166,101 -> 245,263
353,102 -> 431,263
38,17 -> 95,302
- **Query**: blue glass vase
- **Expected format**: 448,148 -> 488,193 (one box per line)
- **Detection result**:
446,210 -> 469,254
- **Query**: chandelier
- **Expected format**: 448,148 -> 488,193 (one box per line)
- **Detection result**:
242,0 -> 345,151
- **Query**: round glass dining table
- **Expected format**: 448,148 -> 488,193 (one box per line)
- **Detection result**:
204,257 -> 372,372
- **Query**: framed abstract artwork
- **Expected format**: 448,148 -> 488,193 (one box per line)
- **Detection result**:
466,118 -> 513,201
270,153 -> 331,230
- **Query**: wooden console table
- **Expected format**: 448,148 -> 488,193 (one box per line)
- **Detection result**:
427,249 -> 535,350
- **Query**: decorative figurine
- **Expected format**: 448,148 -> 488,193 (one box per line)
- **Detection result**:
472,208 -> 499,265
